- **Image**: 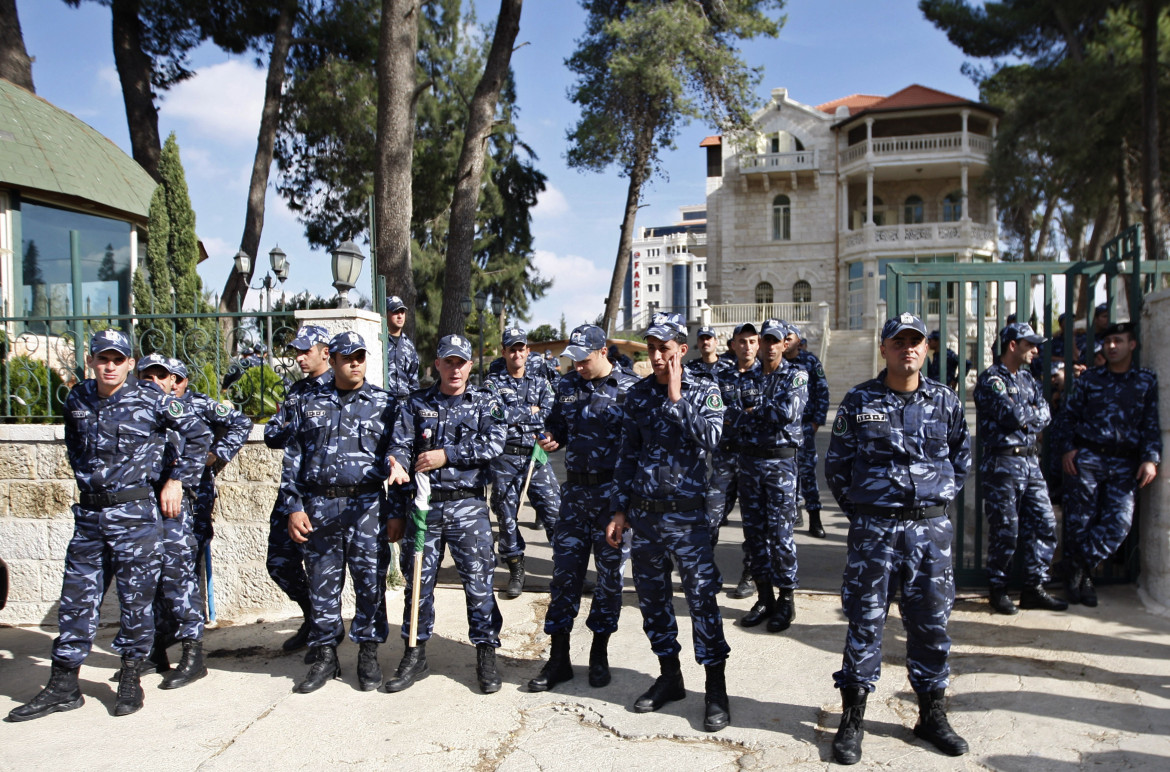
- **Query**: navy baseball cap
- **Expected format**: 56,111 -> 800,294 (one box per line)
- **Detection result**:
291,324 -> 330,351
136,353 -> 173,375
785,321 -> 801,339
437,334 -> 473,360
928,330 -> 941,341
386,295 -> 407,313
759,319 -> 786,340
732,322 -> 758,337
1103,320 -> 1135,337
696,325 -> 717,339
502,327 -> 527,347
90,329 -> 132,357
167,358 -> 189,380
329,331 -> 368,356
1000,322 -> 1045,346
881,313 -> 928,341
1094,303 -> 1109,317
645,312 -> 687,342
564,324 -> 607,361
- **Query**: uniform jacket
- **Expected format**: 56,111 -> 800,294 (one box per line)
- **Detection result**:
264,370 -> 334,450
484,367 -> 554,446
385,333 -> 421,399
1056,364 -> 1161,464
544,365 -> 639,475
973,362 -> 1050,454
737,360 -> 808,449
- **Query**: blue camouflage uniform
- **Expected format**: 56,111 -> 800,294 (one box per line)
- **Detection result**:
711,360 -> 754,551
543,327 -> 640,638
826,342 -> 970,694
686,349 -> 731,541
390,367 -> 507,646
183,383 -> 251,568
485,353 -> 561,557
926,342 -> 961,388
974,358 -> 1057,590
788,347 -> 829,515
264,368 -> 334,606
385,333 -> 420,399
736,324 -> 808,592
1056,357 -> 1161,571
614,356 -> 728,666
56,338 -> 211,669
278,334 -> 397,649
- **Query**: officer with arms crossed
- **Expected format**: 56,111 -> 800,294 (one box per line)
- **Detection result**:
974,322 -> 1067,614
527,324 -> 639,693
825,313 -> 971,764
387,334 -> 507,695
1057,320 -> 1161,606
384,295 -> 421,398
606,312 -> 730,732
9,330 -> 211,721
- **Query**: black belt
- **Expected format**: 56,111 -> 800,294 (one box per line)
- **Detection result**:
80,486 -> 153,510
854,504 -> 948,521
309,482 -> 383,499
737,444 -> 797,459
630,495 -> 705,514
1077,440 -> 1139,460
430,487 -> 485,503
504,443 -> 534,456
566,470 -> 613,486
994,445 -> 1039,457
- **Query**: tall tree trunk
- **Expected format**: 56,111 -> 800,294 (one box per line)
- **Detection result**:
375,0 -> 422,339
602,126 -> 653,335
220,0 -> 298,314
1141,0 -> 1163,264
0,0 -> 34,92
437,0 -> 523,338
1030,197 -> 1058,261
111,0 -> 162,181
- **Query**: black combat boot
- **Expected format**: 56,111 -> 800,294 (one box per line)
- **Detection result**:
808,509 -> 826,539
385,643 -> 429,693
476,644 -> 502,694
114,657 -> 145,717
7,663 -> 84,722
110,638 -> 170,681
767,588 -> 796,632
1065,564 -> 1084,605
989,587 -> 1018,615
832,685 -> 868,765
1079,574 -> 1098,607
357,641 -> 382,692
731,567 -> 755,599
295,645 -> 340,694
703,661 -> 730,732
912,688 -> 969,756
283,598 -> 314,653
505,556 -> 526,599
633,653 -> 686,713
528,633 -> 573,692
588,633 -> 611,687
160,639 -> 207,690
1019,584 -> 1068,611
740,581 -> 774,628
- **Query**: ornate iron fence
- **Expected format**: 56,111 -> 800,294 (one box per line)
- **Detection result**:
0,307 -> 299,423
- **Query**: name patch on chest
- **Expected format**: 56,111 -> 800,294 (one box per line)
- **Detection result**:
855,412 -> 888,423
306,410 -> 328,418
418,409 -> 439,418
71,410 -> 90,419
559,394 -> 578,403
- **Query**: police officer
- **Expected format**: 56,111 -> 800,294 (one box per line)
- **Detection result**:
974,323 -> 1068,615
264,324 -> 334,652
735,319 -> 807,633
605,312 -> 730,732
715,322 -> 759,596
1057,321 -> 1161,607
926,331 -> 961,389
386,334 -> 506,694
685,325 -> 725,379
485,327 -> 560,598
825,312 -> 970,764
527,324 -> 639,694
385,295 -> 421,399
781,322 -> 829,538
280,331 -> 403,694
9,330 -> 211,721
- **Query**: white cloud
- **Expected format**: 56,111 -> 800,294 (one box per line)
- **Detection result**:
534,184 -> 569,218
528,249 -> 612,329
97,66 -> 120,95
160,59 -> 266,144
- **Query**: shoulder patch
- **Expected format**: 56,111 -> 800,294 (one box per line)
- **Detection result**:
214,403 -> 230,417
989,376 -> 1006,394
793,372 -> 808,388
705,394 -> 724,410
167,400 -> 185,418
490,403 -> 504,421
832,414 -> 848,436
815,363 -> 825,378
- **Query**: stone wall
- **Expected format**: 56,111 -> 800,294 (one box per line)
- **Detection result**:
1139,288 -> 1170,612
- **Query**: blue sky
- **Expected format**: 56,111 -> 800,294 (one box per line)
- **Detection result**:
18,0 -> 980,331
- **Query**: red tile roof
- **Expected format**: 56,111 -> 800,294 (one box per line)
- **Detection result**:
815,94 -> 884,115
870,84 -> 970,110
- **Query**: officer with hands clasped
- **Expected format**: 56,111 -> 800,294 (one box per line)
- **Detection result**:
974,322 -> 1067,615
386,334 -> 507,695
825,312 -> 971,764
279,331 -> 406,694
9,330 -> 212,722
605,312 -> 731,733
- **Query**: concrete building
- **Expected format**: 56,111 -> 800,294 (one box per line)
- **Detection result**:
622,205 -> 708,328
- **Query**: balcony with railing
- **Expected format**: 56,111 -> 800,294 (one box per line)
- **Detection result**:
839,131 -> 992,168
709,302 -> 813,325
738,149 -> 819,175
841,221 -> 998,258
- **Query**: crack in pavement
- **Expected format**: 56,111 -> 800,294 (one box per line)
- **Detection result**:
195,690 -> 293,769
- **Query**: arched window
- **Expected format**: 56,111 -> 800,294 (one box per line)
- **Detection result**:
755,281 -> 774,304
903,195 -> 924,224
943,191 -> 963,222
772,194 -> 791,241
792,280 -> 811,304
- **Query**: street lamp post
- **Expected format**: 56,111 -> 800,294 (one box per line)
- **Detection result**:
331,241 -> 366,308
234,246 -> 292,366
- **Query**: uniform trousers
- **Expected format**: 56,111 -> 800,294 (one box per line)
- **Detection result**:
738,454 -> 800,589
982,455 -> 1057,587
1063,449 -> 1140,569
489,452 -> 560,558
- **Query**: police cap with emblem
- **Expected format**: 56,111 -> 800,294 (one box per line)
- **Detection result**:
564,324 -> 607,362
999,322 -> 1045,347
881,312 -> 928,341
644,312 -> 687,342
1103,320 -> 1135,338
386,295 -> 408,313
732,322 -> 758,337
167,358 -> 189,380
696,325 -> 717,340
760,319 -> 787,341
90,329 -> 132,357
437,334 -> 473,361
329,331 -> 369,356
136,353 -> 173,375
291,324 -> 330,351
502,327 -> 527,347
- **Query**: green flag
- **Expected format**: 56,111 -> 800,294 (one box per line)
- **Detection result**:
411,474 -> 431,552
531,443 -> 548,466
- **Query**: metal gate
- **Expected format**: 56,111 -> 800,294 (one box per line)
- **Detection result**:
886,226 -> 1170,585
